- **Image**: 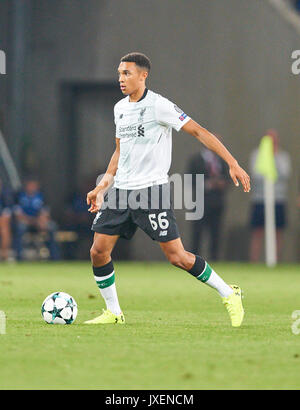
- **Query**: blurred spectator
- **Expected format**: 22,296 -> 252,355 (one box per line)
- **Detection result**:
249,129 -> 291,262
0,178 -> 14,261
187,144 -> 230,261
291,0 -> 300,13
14,177 -> 59,260
62,180 -> 92,259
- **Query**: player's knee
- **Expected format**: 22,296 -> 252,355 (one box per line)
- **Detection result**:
167,251 -> 188,270
90,245 -> 110,265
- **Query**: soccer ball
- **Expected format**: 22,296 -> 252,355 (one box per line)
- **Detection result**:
41,292 -> 78,325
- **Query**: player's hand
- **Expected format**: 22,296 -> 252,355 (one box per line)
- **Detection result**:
86,189 -> 104,213
229,162 -> 251,193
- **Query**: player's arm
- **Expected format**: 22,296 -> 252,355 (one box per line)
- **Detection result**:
87,138 -> 120,213
182,119 -> 250,193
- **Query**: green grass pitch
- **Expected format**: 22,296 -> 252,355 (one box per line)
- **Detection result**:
0,261 -> 300,390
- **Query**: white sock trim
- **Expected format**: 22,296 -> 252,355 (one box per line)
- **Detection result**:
94,270 -> 114,282
205,270 -> 233,298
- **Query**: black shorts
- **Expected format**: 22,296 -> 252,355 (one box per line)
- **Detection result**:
91,184 -> 180,242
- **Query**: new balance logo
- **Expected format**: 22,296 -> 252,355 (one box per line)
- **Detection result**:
159,230 -> 168,236
138,125 -> 145,137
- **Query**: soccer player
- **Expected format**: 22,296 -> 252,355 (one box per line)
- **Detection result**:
85,52 -> 250,327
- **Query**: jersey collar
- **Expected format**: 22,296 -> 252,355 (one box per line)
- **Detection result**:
137,88 -> 148,102
127,88 -> 148,104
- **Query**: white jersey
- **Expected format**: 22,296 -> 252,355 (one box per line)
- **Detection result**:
113,89 -> 191,190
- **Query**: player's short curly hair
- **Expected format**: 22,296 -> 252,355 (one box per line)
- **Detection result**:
120,52 -> 151,72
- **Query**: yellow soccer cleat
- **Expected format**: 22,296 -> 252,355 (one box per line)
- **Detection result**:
84,309 -> 125,325
222,285 -> 244,327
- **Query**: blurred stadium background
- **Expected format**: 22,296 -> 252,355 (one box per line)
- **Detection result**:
0,0 -> 300,263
